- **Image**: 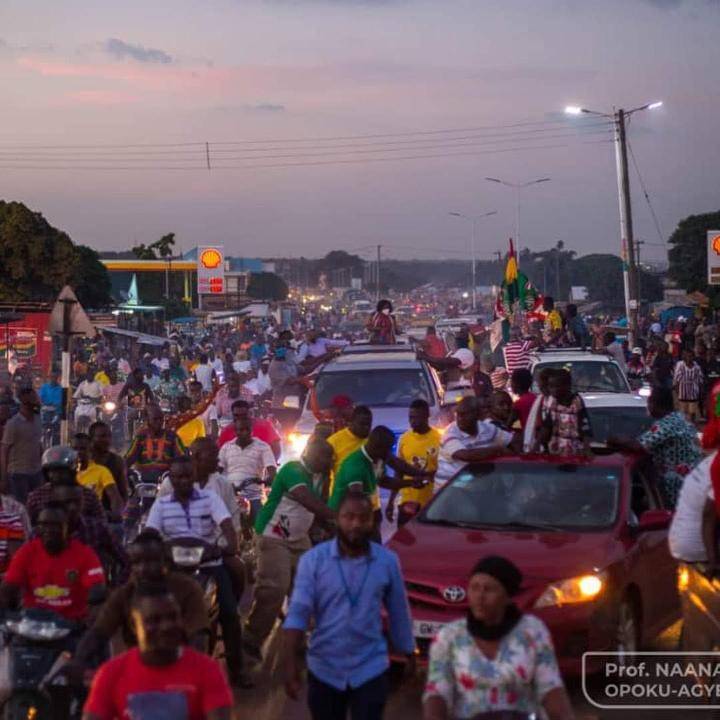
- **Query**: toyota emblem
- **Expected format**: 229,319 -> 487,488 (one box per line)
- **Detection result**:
442,586 -> 466,603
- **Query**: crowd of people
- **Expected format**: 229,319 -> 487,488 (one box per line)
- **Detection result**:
0,300 -> 717,719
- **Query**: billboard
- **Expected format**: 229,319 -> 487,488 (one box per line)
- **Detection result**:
197,246 -> 225,296
708,231 -> 720,285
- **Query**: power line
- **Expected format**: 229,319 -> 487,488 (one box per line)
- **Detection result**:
0,115 -> 603,151
626,138 -> 665,245
0,128 -> 612,166
0,137 -> 612,172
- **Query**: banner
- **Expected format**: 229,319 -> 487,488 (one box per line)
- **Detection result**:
0,328 -> 38,360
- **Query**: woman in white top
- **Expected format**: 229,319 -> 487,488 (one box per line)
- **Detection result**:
423,556 -> 574,720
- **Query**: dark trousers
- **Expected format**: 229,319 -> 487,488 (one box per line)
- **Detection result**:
307,671 -> 389,720
9,471 -> 43,504
208,564 -> 243,679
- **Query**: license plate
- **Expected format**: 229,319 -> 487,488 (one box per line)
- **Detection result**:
413,620 -> 444,639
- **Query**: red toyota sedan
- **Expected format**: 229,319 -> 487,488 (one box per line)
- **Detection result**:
386,452 -> 679,676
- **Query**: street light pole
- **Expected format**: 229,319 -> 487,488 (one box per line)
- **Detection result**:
565,101 -> 662,346
449,210 -> 498,311
485,177 -> 551,254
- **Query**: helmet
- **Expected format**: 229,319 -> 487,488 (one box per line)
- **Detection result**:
41,446 -> 78,471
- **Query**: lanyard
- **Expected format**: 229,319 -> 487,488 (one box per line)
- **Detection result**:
336,556 -> 371,609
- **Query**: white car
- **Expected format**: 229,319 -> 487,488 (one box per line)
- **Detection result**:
529,348 -> 652,444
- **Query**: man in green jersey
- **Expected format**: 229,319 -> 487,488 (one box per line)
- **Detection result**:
329,425 -> 429,540
243,437 -> 335,665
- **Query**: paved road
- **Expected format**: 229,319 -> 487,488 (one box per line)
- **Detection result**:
231,619 -> 720,720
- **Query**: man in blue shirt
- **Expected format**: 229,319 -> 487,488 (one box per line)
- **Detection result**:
283,491 -> 415,720
39,371 -> 63,445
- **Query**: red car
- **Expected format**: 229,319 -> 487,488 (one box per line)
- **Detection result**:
387,452 -> 679,676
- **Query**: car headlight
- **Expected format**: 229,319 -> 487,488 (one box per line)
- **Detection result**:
534,572 -> 606,608
103,401 -> 117,412
287,432 -> 311,456
638,386 -> 651,398
678,565 -> 690,592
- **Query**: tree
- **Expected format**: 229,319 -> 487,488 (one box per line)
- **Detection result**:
0,200 -> 111,306
668,211 -> 720,294
246,272 -> 289,301
132,232 -> 176,261
72,245 -> 112,309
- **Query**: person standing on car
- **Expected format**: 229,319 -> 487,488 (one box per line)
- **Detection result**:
243,438 -> 336,667
1,386 -> 43,503
145,456 -> 245,687
366,299 -> 398,345
674,348 -> 705,423
423,556 -> 574,720
284,492 -> 415,720
82,586 -> 233,720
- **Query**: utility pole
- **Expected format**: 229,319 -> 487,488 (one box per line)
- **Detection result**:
615,108 -> 639,347
555,245 -> 561,300
376,244 -> 382,301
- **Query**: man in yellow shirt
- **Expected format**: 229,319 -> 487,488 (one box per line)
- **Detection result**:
386,399 -> 441,527
72,433 -> 123,517
326,405 -> 372,481
175,396 -> 206,449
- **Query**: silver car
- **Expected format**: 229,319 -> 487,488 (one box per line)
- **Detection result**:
287,347 -> 450,457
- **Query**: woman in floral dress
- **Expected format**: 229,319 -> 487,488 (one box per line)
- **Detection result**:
423,556 -> 574,720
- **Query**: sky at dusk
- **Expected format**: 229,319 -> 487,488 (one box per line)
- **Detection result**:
1,0 -> 719,264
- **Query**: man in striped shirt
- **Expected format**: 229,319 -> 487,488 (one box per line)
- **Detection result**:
145,456 -> 246,686
503,328 -> 534,374
674,349 -> 705,422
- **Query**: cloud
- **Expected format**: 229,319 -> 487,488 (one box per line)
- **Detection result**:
249,102 -> 286,112
642,0 -> 720,7
103,38 -> 173,65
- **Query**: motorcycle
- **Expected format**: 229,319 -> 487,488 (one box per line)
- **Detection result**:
41,406 -> 60,450
74,397 -> 99,434
232,477 -> 269,584
0,609 -> 80,720
99,400 -> 125,451
167,538 -> 220,654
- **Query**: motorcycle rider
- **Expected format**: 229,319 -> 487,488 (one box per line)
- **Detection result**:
39,370 -> 63,446
69,529 -> 210,679
145,456 -> 246,687
73,369 -> 105,432
119,368 -> 155,437
89,421 -> 129,502
125,404 -> 185,485
0,502 -> 107,621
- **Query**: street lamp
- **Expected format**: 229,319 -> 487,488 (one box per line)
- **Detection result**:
564,100 -> 663,346
448,210 -> 498,311
484,177 -> 551,252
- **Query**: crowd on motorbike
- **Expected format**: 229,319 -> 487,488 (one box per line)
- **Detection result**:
0,303 -> 719,719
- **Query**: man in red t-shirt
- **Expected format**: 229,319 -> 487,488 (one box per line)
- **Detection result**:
83,587 -> 233,720
0,504 -> 106,621
216,400 -> 281,460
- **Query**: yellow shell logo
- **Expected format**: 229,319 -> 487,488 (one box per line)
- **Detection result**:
200,248 -> 222,269
713,236 -> 720,256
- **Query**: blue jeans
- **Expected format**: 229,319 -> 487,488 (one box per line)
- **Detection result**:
9,472 -> 43,504
308,671 -> 389,720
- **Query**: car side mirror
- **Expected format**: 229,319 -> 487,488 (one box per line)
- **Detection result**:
442,388 -> 472,407
282,395 -> 301,410
637,509 -> 672,532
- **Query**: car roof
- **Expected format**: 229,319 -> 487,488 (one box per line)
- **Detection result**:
486,451 -> 635,469
322,351 -> 423,372
531,349 -> 615,364
341,343 -> 412,354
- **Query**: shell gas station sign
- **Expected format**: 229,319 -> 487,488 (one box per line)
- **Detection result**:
197,246 -> 225,295
708,231 -> 720,285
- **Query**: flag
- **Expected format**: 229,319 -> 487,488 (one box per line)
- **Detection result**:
495,239 -> 543,320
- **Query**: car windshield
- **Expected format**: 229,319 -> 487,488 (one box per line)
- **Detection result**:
533,361 -> 629,393
315,369 -> 432,408
423,462 -> 620,530
587,406 -> 653,444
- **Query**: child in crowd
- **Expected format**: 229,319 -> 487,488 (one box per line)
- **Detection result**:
540,369 -> 592,456
510,368 -> 537,430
